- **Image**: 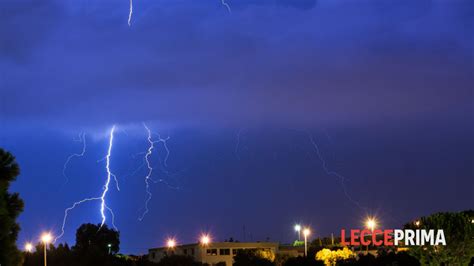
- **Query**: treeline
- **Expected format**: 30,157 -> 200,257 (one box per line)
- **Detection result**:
23,223 -> 155,266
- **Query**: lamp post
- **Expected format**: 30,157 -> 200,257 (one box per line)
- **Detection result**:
108,243 -> 112,255
294,224 -> 301,241
303,228 -> 310,257
200,234 -> 211,246
24,242 -> 33,253
365,218 -> 377,252
166,238 -> 176,251
41,232 -> 52,266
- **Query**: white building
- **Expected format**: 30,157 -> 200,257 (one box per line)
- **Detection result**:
148,242 -> 303,266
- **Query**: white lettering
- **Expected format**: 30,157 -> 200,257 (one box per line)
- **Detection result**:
405,230 -> 415,246
435,230 -> 446,246
394,229 -> 404,245
421,229 -> 434,245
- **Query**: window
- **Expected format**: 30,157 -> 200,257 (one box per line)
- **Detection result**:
207,249 -> 218,256
151,252 -> 155,259
191,248 -> 194,255
183,249 -> 187,255
232,249 -> 240,255
219,249 -> 230,255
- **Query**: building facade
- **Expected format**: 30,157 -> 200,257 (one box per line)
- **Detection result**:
148,242 -> 302,266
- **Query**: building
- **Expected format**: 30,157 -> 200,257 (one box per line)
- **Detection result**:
148,242 -> 303,266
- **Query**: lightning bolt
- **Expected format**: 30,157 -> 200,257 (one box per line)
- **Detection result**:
221,0 -> 232,13
100,125 -> 117,227
128,0 -> 133,26
138,124 -> 155,221
62,132 -> 87,184
308,133 -> 366,211
127,0 -> 230,27
138,123 -> 172,221
235,129 -> 243,160
55,126 -> 118,242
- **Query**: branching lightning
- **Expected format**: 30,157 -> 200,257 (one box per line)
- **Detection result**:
235,129 -> 244,160
138,123 -> 172,221
126,0 -> 230,27
308,133 -> 366,211
55,126 -> 119,242
138,123 -> 155,221
100,125 -> 118,227
63,132 -> 87,184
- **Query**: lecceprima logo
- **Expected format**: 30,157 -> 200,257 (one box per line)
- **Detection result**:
340,229 -> 446,246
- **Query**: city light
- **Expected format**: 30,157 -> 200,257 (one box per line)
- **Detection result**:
41,232 -> 53,244
303,228 -> 311,237
200,234 -> 211,245
294,224 -> 301,232
303,227 -> 311,257
167,238 -> 176,248
365,218 -> 377,231
414,220 -> 421,227
24,242 -> 33,252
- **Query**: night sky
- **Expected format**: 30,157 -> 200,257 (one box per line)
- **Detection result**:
1,0 -> 473,255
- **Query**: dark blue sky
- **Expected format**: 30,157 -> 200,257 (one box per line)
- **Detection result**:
1,0 -> 473,255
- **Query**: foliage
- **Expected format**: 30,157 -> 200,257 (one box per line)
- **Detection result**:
74,223 -> 120,256
23,223 -> 144,266
233,249 -> 274,266
156,255 -> 203,266
0,148 -> 25,266
283,256 -> 324,266
403,210 -> 474,265
315,247 -> 355,266
256,249 -> 276,262
336,251 -> 420,266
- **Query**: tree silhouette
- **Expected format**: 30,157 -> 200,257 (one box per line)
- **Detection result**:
0,148 -> 25,266
404,210 -> 474,265
74,223 -> 120,256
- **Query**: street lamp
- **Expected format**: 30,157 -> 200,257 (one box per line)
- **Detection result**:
303,228 -> 310,257
294,224 -> 301,241
414,220 -> 421,227
41,232 -> 53,266
200,234 -> 211,246
24,242 -> 33,253
167,238 -> 176,249
365,218 -> 377,252
107,243 -> 112,255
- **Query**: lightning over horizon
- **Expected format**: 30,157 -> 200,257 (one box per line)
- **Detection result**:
62,132 -> 87,184
221,0 -> 232,13
126,0 -> 230,27
138,123 -> 172,221
55,126 -> 119,242
128,0 -> 133,26
308,133 -> 366,211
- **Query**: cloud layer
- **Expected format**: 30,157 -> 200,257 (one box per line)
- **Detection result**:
1,0 -> 472,129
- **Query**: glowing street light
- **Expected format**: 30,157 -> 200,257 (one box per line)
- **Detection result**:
294,224 -> 301,241
200,234 -> 211,246
414,220 -> 421,227
166,238 -> 176,249
41,232 -> 53,266
365,218 -> 377,252
108,243 -> 112,254
24,242 -> 33,253
366,218 -> 377,231
303,228 -> 310,257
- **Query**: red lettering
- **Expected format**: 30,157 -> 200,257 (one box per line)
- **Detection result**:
351,229 -> 360,246
384,229 -> 394,246
360,229 -> 371,245
340,229 -> 349,246
373,229 -> 383,246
